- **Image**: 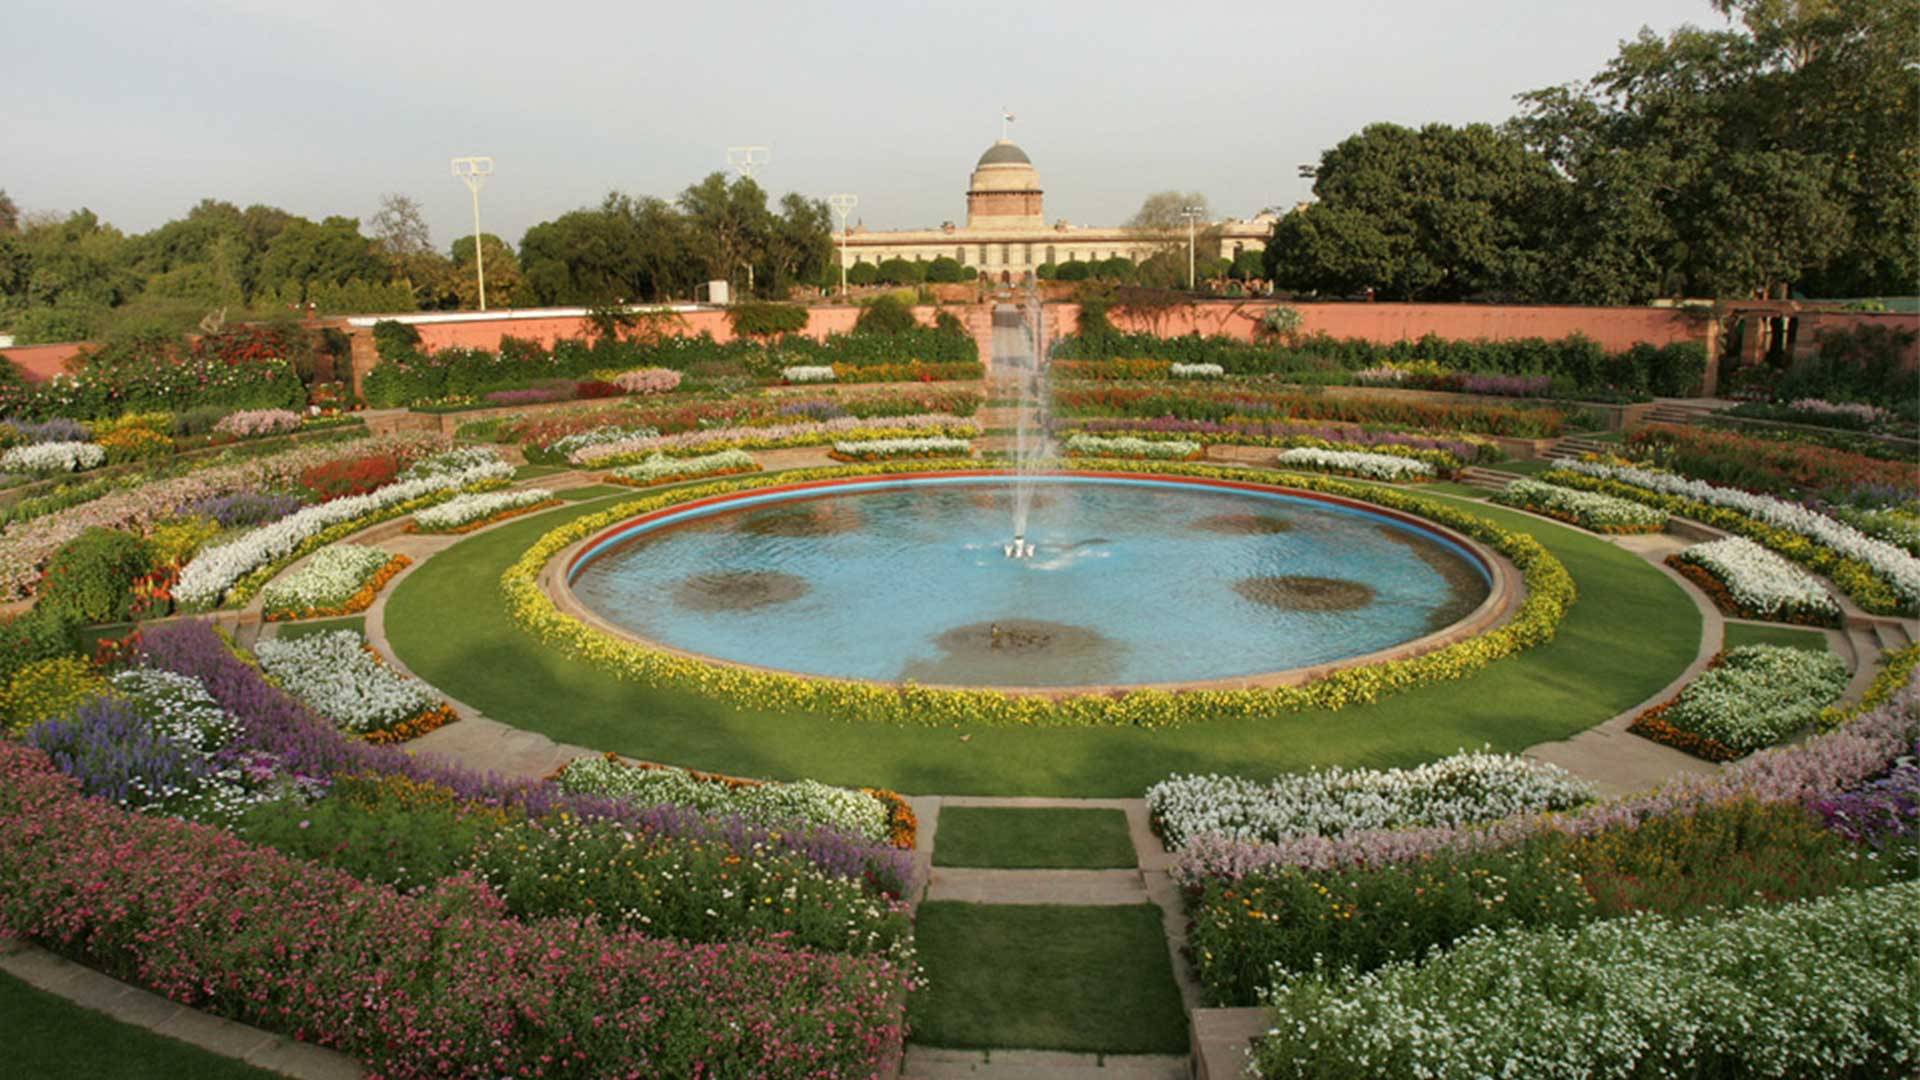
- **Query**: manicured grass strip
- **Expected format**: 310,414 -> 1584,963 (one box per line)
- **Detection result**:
558,484 -> 624,501
513,463 -> 568,480
385,492 -> 1698,796
1486,459 -> 1564,477
271,615 -> 366,642
907,903 -> 1188,1054
0,970 -> 280,1080
1723,621 -> 1831,654
934,807 -> 1137,869
1417,481 -> 1491,498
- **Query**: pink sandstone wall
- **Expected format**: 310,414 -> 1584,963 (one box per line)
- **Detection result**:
404,304 -> 910,354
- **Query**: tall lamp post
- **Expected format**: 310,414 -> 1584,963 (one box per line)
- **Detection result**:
451,156 -> 495,311
828,193 -> 858,300
1180,205 -> 1205,291
727,147 -> 770,296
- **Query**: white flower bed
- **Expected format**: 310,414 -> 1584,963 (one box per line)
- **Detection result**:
546,425 -> 659,458
399,446 -> 505,481
255,630 -> 439,736
573,413 -> 976,466
1064,433 -> 1200,459
555,755 -> 890,842
1170,363 -> 1224,379
108,668 -> 243,754
1352,366 -> 1407,386
1674,536 -> 1840,623
1787,398 -> 1888,425
1275,446 -> 1436,481
1662,644 -> 1848,753
610,449 -> 757,484
1,441 -> 105,474
1147,750 -> 1593,849
782,365 -> 836,383
1493,477 -> 1666,531
259,544 -> 396,618
1252,881 -> 1920,1080
1562,459 -> 1920,604
830,436 -> 971,460
175,454 -> 510,607
411,487 -> 555,532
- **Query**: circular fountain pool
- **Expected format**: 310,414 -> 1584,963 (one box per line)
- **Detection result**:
561,475 -> 1502,689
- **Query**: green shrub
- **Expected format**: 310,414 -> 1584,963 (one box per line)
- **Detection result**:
855,294 -> 919,336
370,319 -> 423,361
35,528 -> 155,625
846,262 -> 879,287
236,775 -> 506,894
874,257 -> 925,286
726,301 -> 809,338
926,256 -> 966,283
0,607 -> 77,686
171,405 -> 232,436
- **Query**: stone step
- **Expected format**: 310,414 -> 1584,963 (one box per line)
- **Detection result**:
924,868 -> 1149,905
1871,620 -> 1914,654
1456,467 -> 1514,491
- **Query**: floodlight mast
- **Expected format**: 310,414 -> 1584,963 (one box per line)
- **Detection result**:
828,193 -> 858,300
726,147 -> 771,296
451,156 -> 495,311
1180,205 -> 1205,291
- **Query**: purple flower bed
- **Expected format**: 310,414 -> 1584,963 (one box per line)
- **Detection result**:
1461,373 -> 1552,398
7,417 -> 90,443
135,620 -> 912,892
180,490 -> 306,528
25,697 -> 208,810
1174,677 -> 1920,882
1069,416 -> 1489,463
483,386 -> 572,406
1816,741 -> 1920,847
779,399 -> 850,422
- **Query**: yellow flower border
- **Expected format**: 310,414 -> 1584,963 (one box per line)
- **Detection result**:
501,459 -> 1577,729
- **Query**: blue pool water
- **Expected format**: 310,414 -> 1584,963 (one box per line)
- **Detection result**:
567,477 -> 1490,687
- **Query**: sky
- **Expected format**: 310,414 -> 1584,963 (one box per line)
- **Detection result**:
5,0 -> 1720,250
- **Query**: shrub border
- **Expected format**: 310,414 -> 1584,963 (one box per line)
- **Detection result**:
499,459 -> 1575,729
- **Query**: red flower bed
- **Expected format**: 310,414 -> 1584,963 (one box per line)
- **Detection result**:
298,453 -> 401,501
0,741 -> 909,1078
574,379 -> 622,399
1628,423 -> 1919,502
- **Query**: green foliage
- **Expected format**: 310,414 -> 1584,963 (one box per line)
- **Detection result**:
0,607 -> 78,686
1,657 -> 105,736
35,528 -> 155,625
726,301 -> 808,337
846,262 -> 879,287
933,308 -> 967,337
853,293 -> 918,335
925,256 -> 966,283
873,257 -> 924,285
1778,322 -> 1917,405
236,776 -> 506,894
370,319 -> 422,361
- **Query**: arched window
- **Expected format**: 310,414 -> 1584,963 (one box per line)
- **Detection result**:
1046,245 -> 1056,264
955,245 -> 965,262
979,244 -> 989,264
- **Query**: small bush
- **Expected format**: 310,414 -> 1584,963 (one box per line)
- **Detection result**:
855,294 -> 918,335
727,302 -> 809,338
171,405 -> 231,436
96,425 -> 173,464
370,319 -> 423,361
35,528 -> 155,625
0,608 -> 76,686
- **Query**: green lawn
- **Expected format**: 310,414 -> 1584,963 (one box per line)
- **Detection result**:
906,903 -> 1188,1054
1723,621 -> 1832,653
934,807 -> 1137,869
384,487 -> 1700,796
1485,459 -> 1560,477
513,463 -> 568,480
0,970 -> 279,1080
557,484 -> 624,501
270,615 -> 366,641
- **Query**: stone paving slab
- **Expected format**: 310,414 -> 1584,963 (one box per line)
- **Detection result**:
903,1047 -> 1187,1079
926,868 -> 1148,905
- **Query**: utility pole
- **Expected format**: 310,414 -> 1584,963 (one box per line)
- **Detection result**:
727,147 -> 770,297
828,193 -> 858,300
451,156 -> 494,311
1181,205 -> 1205,291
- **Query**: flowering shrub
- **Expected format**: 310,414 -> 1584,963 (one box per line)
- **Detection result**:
212,409 -> 301,438
607,449 -> 759,487
1,657 -> 104,736
1670,536 -> 1841,625
259,544 -> 408,620
180,490 -> 305,528
1062,433 -> 1201,460
34,526 -> 155,624
1250,882 -> 1919,1079
828,436 -> 972,461
1492,477 -> 1666,533
555,754 -> 893,844
409,487 -> 558,533
1,440 -> 105,474
575,414 -> 978,466
174,451 -> 508,607
1625,422 -> 1918,504
782,365 -> 836,383
25,697 -> 210,812
1788,397 -> 1890,425
1554,459 -> 1920,612
1815,743 -> 1919,849
1169,362 -> 1224,379
613,366 -> 682,394
1147,750 -> 1593,849
254,630 -> 446,739
297,451 -> 401,501
0,741 -> 913,1078
1637,645 -> 1849,758
504,459 -> 1577,728
1273,446 -> 1435,481
95,425 -> 172,464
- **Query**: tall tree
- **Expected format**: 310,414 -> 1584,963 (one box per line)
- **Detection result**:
677,173 -> 775,292
448,233 -> 527,309
0,190 -> 18,235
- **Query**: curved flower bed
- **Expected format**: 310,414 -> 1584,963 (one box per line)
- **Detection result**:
1630,645 -> 1849,760
503,459 -> 1573,729
255,630 -> 456,742
1551,460 -> 1920,614
1492,477 -> 1666,533
1669,536 -> 1840,626
1273,446 -> 1436,482
607,449 -> 760,487
0,741 -> 910,1079
1147,750 -> 1592,849
410,488 -> 560,534
828,436 -> 972,462
555,754 -> 899,847
573,414 -> 978,467
260,544 -> 410,621
1062,434 -> 1202,460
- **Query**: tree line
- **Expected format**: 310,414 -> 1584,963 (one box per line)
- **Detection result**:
1265,0 -> 1916,303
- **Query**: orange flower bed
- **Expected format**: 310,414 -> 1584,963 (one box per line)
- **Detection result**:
263,555 -> 411,622
363,703 -> 459,745
405,499 -> 562,535
1626,653 -> 1741,762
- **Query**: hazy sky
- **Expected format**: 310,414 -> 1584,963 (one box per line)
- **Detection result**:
6,0 -> 1718,249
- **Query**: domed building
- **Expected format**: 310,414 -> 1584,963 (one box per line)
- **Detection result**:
839,138 -> 1271,284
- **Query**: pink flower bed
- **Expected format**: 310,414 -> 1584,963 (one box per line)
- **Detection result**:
0,740 -> 909,1078
212,409 -> 303,439
614,367 -> 683,395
